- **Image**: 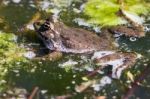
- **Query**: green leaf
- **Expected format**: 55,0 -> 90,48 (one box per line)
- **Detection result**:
84,0 -> 125,26
128,4 -> 149,15
84,0 -> 150,26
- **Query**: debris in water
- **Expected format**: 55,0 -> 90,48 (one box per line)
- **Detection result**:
75,80 -> 96,93
93,26 -> 101,33
82,77 -> 89,81
73,18 -> 101,32
66,86 -> 71,89
92,76 -> 112,91
84,66 -> 94,72
71,81 -> 76,84
41,90 -> 48,94
73,75 -> 76,78
129,37 -> 137,42
95,96 -> 106,99
100,76 -> 112,85
12,0 -> 21,3
2,0 -> 10,5
73,8 -> 81,13
74,18 -> 91,27
50,8 -> 61,22
92,84 -> 101,91
127,71 -> 134,82
59,59 -> 78,68
39,0 -> 51,10
80,4 -> 85,12
23,51 -> 36,59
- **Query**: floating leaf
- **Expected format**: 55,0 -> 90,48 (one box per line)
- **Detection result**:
128,4 -> 149,15
84,0 -> 125,26
84,0 -> 150,26
127,71 -> 134,82
82,77 -> 89,81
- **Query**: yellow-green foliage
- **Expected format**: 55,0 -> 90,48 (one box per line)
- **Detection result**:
0,32 -> 27,91
124,0 -> 149,15
0,33 -> 25,63
84,0 -> 150,26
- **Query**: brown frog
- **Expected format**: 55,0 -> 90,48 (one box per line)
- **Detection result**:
34,19 -> 115,54
109,25 -> 145,37
34,18 -> 139,78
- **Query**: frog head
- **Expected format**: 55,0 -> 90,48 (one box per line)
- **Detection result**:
33,18 -> 61,50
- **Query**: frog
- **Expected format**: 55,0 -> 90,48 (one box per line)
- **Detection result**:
34,18 -> 115,54
109,25 -> 145,37
33,17 -> 140,78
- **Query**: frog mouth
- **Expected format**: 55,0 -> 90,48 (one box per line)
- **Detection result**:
43,39 -> 55,50
37,32 -> 55,50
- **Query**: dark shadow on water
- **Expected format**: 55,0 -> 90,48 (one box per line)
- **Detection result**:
0,0 -> 38,32
6,59 -> 77,95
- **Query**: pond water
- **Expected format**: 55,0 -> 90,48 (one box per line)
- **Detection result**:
0,0 -> 150,99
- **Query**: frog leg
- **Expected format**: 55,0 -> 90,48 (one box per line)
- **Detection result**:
93,52 -> 137,79
112,55 -> 136,79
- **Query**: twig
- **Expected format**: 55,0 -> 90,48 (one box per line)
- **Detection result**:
119,8 -> 143,28
28,87 -> 39,99
86,66 -> 103,78
123,64 -> 150,99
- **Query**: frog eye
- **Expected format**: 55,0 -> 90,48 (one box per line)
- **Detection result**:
43,23 -> 50,29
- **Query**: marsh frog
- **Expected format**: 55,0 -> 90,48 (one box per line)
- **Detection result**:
34,19 -> 115,53
34,18 -> 139,78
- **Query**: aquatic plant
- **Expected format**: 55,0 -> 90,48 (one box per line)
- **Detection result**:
0,32 -> 27,91
84,0 -> 150,26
